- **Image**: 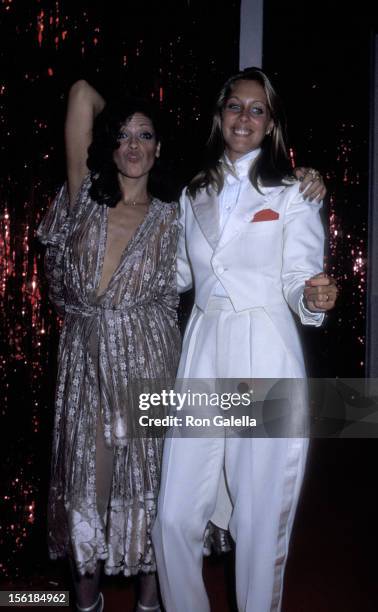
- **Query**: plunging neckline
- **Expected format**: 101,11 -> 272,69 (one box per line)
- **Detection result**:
95,199 -> 156,299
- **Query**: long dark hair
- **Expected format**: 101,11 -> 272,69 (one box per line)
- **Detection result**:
188,67 -> 294,198
87,96 -> 175,206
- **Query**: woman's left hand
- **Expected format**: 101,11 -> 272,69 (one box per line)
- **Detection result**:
294,167 -> 327,202
303,272 -> 338,312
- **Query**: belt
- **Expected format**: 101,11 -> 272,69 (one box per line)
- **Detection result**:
65,300 -> 154,317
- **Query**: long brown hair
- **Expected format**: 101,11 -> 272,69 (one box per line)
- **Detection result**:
87,96 -> 176,206
188,67 -> 293,198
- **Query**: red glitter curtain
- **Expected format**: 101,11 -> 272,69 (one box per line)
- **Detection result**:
263,0 -> 371,377
0,0 -> 240,581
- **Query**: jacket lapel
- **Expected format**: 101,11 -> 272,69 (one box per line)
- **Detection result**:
189,182 -> 289,252
190,188 -> 220,250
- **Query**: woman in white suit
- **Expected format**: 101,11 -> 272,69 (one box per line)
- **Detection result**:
152,67 -> 338,611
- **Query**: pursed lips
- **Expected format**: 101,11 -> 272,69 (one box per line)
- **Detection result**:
126,152 -> 142,162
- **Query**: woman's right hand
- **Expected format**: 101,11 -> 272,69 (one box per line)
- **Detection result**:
65,80 -> 106,207
303,273 -> 338,311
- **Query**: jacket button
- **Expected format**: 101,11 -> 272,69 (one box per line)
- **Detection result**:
218,266 -> 225,275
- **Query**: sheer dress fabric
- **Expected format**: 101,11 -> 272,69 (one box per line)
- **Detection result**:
38,176 -> 181,576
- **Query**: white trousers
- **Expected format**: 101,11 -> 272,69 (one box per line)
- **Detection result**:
153,435 -> 308,612
152,298 -> 309,611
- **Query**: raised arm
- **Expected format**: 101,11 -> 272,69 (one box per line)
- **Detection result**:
65,80 -> 105,207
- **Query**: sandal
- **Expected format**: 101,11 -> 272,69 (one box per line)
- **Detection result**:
76,592 -> 104,612
135,603 -> 161,612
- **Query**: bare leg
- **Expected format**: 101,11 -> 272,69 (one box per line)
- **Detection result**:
71,415 -> 113,610
137,572 -> 160,609
95,414 -> 114,523
71,391 -> 160,610
70,560 -> 103,611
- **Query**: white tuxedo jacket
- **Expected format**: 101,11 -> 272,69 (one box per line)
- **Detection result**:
177,179 -> 325,376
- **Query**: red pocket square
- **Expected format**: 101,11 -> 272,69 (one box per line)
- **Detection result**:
251,208 -> 279,222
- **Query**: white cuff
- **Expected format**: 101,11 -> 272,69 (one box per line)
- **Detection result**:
298,294 -> 325,326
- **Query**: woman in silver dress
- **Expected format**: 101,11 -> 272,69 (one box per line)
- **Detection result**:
38,80 -> 180,612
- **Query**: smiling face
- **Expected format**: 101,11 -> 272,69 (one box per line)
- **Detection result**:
112,112 -> 161,180
221,79 -> 274,162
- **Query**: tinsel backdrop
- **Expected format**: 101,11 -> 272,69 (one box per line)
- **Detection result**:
0,0 -> 374,586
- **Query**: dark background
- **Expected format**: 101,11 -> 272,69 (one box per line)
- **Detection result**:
0,1 -> 377,609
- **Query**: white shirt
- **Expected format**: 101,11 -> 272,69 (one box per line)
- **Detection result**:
212,148 -> 261,297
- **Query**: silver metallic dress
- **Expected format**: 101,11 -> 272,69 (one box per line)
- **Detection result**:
38,177 -> 181,576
